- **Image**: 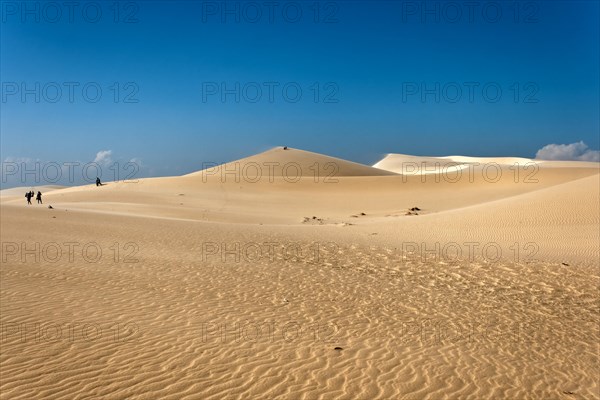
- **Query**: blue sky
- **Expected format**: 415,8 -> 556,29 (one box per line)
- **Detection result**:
1,0 -> 599,186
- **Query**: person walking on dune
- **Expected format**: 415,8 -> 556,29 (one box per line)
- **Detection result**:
25,191 -> 32,205
36,191 -> 42,204
96,177 -> 102,187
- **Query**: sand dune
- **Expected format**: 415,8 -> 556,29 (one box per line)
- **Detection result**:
373,153 -> 599,175
1,148 -> 598,399
373,153 -> 467,175
187,147 -> 396,179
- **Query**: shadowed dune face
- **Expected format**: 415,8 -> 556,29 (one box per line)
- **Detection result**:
1,148 -> 599,399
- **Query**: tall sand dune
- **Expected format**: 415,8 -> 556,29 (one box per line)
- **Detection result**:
187,147 -> 397,178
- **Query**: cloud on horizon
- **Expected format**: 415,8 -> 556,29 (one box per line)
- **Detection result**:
535,141 -> 600,162
93,150 -> 113,165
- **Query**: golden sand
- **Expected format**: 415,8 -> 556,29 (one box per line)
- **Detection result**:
1,148 -> 598,399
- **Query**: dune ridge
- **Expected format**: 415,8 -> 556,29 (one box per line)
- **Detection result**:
187,147 -> 397,178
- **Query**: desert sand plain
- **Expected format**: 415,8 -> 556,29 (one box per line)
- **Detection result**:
1,147 -> 599,399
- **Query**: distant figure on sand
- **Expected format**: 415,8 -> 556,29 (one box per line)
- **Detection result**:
25,191 -> 32,205
96,177 -> 102,187
36,191 -> 42,204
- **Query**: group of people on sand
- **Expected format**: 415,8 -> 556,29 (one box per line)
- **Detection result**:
25,190 -> 42,205
25,178 -> 102,205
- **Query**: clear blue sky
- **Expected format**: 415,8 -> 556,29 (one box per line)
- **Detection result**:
1,0 -> 599,184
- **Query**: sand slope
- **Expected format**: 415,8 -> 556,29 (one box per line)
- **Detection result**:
187,147 -> 396,179
1,148 -> 598,399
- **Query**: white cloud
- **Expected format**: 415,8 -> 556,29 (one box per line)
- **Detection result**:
535,141 -> 600,162
93,150 -> 113,165
129,157 -> 143,166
